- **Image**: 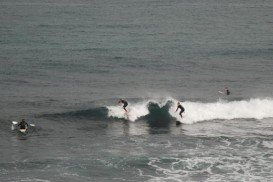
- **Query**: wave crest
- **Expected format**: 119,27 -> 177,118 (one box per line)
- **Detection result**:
107,98 -> 273,124
42,98 -> 273,124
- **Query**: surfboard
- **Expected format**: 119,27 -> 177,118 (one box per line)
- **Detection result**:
19,128 -> 27,133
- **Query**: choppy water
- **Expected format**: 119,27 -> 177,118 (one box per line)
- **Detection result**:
1,0 -> 273,181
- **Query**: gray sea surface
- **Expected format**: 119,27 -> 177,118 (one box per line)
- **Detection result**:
1,0 -> 273,181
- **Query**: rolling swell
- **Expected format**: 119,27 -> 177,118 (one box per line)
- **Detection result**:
41,107 -> 109,120
40,98 -> 273,124
41,101 -> 176,124
107,99 -> 175,122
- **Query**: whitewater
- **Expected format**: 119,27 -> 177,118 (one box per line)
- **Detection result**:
2,0 -> 273,181
107,98 -> 273,124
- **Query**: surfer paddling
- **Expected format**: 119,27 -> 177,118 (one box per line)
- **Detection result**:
118,99 -> 128,113
225,87 -> 230,95
18,119 -> 28,130
175,102 -> 185,118
218,87 -> 230,95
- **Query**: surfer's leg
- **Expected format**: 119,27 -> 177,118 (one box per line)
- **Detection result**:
123,103 -> 128,112
123,107 -> 127,112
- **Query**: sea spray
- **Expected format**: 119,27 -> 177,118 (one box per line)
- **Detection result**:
107,98 -> 273,124
42,98 -> 273,124
106,98 -> 173,121
107,100 -> 150,121
171,98 -> 273,124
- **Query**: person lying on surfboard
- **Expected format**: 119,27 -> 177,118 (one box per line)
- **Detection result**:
175,102 -> 185,118
118,99 -> 128,113
18,119 -> 28,130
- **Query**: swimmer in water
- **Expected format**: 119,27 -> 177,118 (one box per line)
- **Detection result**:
18,119 -> 28,129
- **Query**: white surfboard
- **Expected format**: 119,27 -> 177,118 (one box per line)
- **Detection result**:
19,128 -> 27,133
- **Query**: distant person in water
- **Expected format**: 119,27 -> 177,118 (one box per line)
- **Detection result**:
219,87 -> 231,95
175,102 -> 185,118
118,99 -> 128,113
18,119 -> 28,129
225,87 -> 230,95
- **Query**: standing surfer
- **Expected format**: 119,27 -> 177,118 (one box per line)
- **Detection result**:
175,102 -> 185,118
118,99 -> 128,113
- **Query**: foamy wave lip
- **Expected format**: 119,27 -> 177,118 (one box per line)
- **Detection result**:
107,97 -> 273,124
171,98 -> 273,124
106,98 -> 172,121
107,101 -> 150,121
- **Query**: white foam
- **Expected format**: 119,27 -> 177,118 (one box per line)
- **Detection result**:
107,100 -> 150,121
171,98 -> 273,124
107,97 -> 273,124
106,98 -> 173,121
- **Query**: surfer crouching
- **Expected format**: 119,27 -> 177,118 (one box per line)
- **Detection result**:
118,99 -> 128,113
175,102 -> 185,118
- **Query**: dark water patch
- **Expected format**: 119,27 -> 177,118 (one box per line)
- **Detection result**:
0,158 -> 62,171
250,133 -> 273,139
98,24 -> 142,29
68,47 -> 109,52
38,24 -> 90,30
141,101 -> 175,128
0,79 -> 29,85
207,48 -> 273,58
77,124 -> 108,132
40,107 -> 109,121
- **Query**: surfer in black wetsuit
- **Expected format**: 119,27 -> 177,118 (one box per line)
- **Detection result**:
225,87 -> 230,95
218,87 -> 231,96
175,102 -> 185,118
118,99 -> 128,113
18,119 -> 28,129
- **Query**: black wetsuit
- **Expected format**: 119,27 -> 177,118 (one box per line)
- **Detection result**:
177,105 -> 185,116
120,100 -> 128,109
226,89 -> 230,95
18,121 -> 28,129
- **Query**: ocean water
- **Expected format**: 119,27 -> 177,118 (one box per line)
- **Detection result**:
1,0 -> 273,181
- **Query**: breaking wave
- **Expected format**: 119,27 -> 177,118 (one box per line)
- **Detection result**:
43,98 -> 273,124
107,97 -> 273,124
